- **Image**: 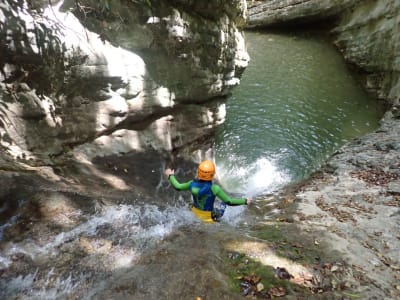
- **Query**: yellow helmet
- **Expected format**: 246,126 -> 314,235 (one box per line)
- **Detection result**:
197,160 -> 215,181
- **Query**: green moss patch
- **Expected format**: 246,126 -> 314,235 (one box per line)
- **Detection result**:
222,250 -> 310,298
249,223 -> 325,265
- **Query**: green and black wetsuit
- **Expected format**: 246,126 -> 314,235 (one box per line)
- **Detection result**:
169,175 -> 246,222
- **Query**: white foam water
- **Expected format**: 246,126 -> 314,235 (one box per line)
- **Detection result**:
216,155 -> 291,198
0,269 -> 86,300
0,203 -> 197,299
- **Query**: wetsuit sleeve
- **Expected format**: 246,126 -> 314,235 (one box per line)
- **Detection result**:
211,185 -> 246,205
168,175 -> 192,191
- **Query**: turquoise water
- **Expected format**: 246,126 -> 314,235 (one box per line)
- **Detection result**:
215,31 -> 385,197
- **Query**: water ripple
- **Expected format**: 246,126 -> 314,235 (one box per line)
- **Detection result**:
215,31 -> 384,196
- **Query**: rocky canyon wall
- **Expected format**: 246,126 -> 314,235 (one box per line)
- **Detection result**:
333,0 -> 400,104
247,0 -> 356,28
0,0 -> 249,171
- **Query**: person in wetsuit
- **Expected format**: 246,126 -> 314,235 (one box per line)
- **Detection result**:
165,160 -> 250,223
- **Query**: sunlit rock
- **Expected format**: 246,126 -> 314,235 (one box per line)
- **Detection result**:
0,0 -> 249,167
36,192 -> 82,227
333,0 -> 400,102
247,0 -> 355,28
79,236 -> 112,254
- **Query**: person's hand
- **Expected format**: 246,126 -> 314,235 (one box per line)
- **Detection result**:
245,198 -> 251,205
165,168 -> 175,178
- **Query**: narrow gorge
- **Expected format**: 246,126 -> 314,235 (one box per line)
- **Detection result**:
0,0 -> 399,299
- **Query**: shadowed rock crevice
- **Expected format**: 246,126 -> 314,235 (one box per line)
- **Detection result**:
0,0 -> 249,170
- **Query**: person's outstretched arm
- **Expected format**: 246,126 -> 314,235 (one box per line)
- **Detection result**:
165,168 -> 191,190
211,185 -> 250,206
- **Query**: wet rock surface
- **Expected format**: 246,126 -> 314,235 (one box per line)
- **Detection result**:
0,116 -> 399,299
1,0 -> 400,299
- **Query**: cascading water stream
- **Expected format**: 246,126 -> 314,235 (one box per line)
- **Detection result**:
0,30 -> 386,299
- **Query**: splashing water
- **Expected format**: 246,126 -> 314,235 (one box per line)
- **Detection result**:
215,31 -> 384,197
0,25 -> 387,300
0,203 -> 199,298
216,155 -> 290,198
245,157 -> 290,196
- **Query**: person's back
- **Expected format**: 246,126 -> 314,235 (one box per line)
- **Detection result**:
165,160 -> 250,223
189,179 -> 214,211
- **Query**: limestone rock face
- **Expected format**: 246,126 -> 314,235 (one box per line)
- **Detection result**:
333,0 -> 400,102
247,0 -> 400,104
0,0 -> 249,167
68,0 -> 249,102
247,0 -> 355,28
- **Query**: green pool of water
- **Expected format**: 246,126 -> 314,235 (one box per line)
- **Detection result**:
215,31 -> 385,197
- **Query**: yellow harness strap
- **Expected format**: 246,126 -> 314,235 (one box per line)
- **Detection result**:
191,206 -> 215,223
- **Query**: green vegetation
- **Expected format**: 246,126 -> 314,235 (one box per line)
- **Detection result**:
222,250 -> 310,298
221,222 -> 355,298
250,224 -> 324,265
